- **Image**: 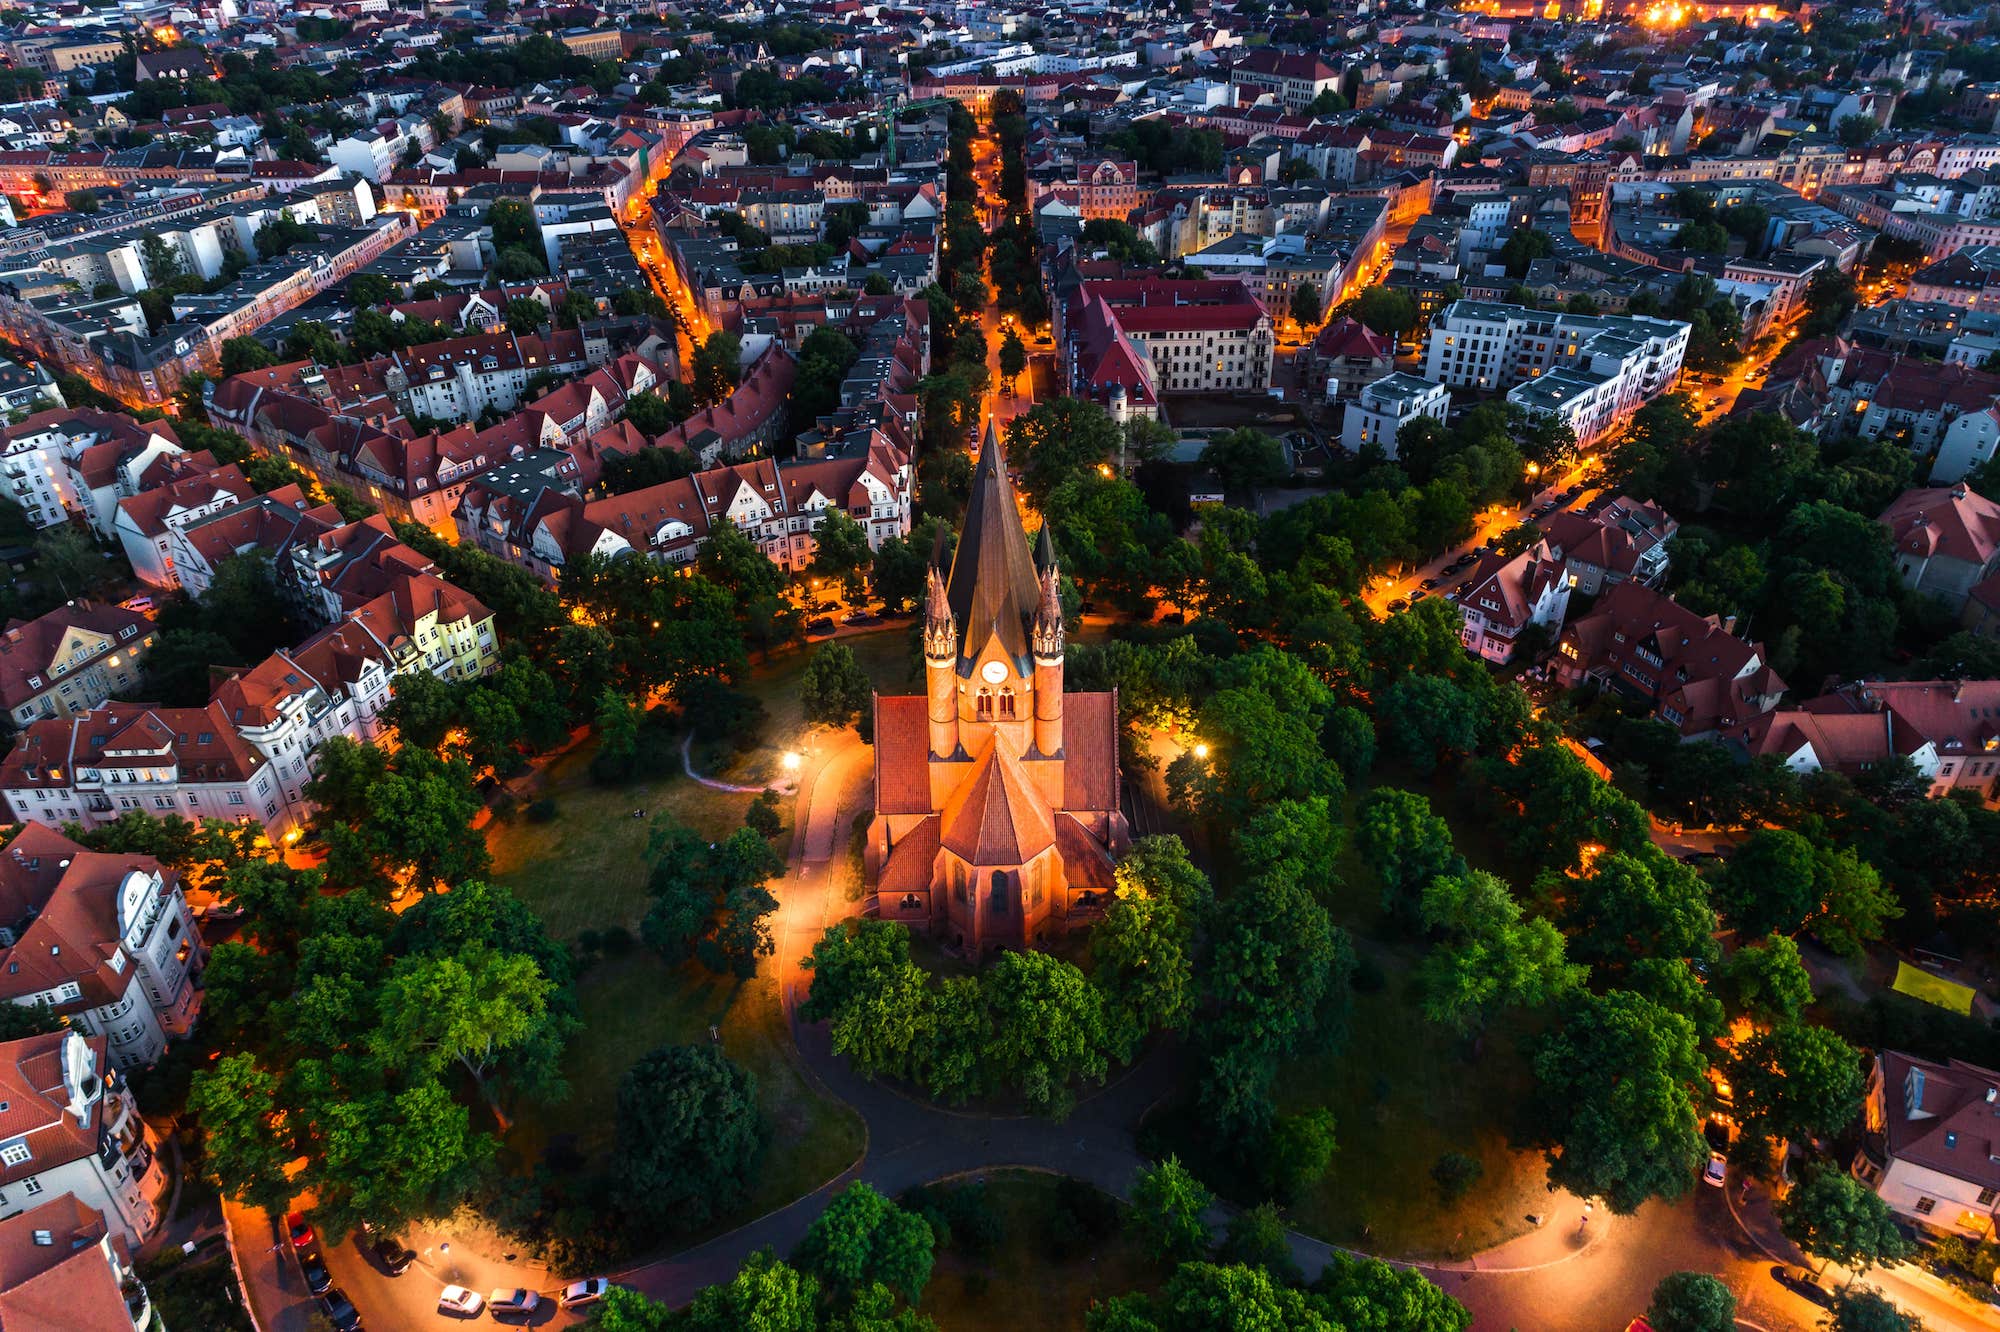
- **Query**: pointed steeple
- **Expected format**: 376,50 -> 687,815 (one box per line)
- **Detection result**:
923,563 -> 956,661
1032,558 -> 1063,661
944,417 -> 1041,676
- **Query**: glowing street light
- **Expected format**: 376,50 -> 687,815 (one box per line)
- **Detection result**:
782,751 -> 802,772
1193,743 -> 1210,760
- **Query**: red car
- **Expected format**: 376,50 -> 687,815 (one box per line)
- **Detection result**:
285,1212 -> 315,1249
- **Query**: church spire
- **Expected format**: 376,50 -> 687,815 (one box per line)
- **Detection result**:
943,417 -> 1042,676
1032,554 -> 1063,661
923,563 -> 956,661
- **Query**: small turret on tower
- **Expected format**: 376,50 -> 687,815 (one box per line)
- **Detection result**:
923,564 -> 960,758
1031,528 -> 1064,757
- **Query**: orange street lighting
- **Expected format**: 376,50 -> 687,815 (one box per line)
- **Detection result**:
782,751 -> 802,771
1193,743 -> 1210,759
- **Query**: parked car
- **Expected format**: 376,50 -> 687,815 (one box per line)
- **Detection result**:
841,611 -> 878,626
300,1251 -> 332,1295
560,1278 -> 611,1310
285,1212 -> 314,1249
1409,588 -> 1429,602
488,1288 -> 541,1319
322,1288 -> 362,1332
370,1235 -> 414,1275
438,1286 -> 485,1317
805,616 -> 836,638
1419,577 -> 1439,590
1386,598 -> 1409,613
1770,1266 -> 1835,1308
1703,1152 -> 1727,1188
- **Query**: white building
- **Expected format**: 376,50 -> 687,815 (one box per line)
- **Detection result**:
0,1030 -> 171,1248
0,825 -> 202,1072
1854,1050 -> 2000,1239
1424,300 -> 1691,447
1340,372 -> 1449,459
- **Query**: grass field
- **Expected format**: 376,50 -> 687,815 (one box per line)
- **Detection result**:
490,673 -> 868,1226
918,1173 -> 1156,1330
698,627 -> 920,785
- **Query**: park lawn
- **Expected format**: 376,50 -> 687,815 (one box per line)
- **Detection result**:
486,737 -> 770,940
504,950 -> 862,1224
919,1173 -> 1157,1331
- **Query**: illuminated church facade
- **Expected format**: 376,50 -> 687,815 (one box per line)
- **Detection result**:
865,423 -> 1129,952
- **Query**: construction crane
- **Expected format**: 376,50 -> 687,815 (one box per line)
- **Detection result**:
884,91 -> 955,169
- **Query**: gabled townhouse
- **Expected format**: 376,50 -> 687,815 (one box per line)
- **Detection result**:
1454,538 -> 1573,665
0,1192 -> 151,1330
1853,1050 -> 2000,1238
1540,497 -> 1679,596
0,410 -> 183,533
0,1030 -> 170,1253
166,485 -> 345,601
1879,484 -> 2000,610
0,603 -> 153,731
1743,678 -> 2000,801
0,824 -> 201,1073
111,461 -> 258,590
1554,582 -> 1787,739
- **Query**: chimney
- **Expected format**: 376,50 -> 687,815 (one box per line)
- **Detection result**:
1721,614 -> 1738,635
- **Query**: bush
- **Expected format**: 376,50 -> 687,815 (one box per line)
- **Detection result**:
577,928 -> 602,953
1431,1151 -> 1483,1205
599,925 -> 635,956
527,797 -> 559,822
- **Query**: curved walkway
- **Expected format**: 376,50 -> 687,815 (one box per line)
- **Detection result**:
679,733 -> 784,795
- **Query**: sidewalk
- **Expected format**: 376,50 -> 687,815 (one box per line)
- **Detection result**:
1729,1173 -> 2000,1328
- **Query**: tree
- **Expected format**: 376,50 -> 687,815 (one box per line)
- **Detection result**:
1357,788 -> 1462,926
1498,228 -> 1555,278
1353,286 -> 1416,342
64,188 -> 99,213
1530,989 -> 1707,1213
304,740 -> 490,896
220,335 -> 279,376
1561,849 -> 1718,972
1202,428 -> 1289,494
1130,1157 -> 1212,1263
1091,837 -> 1205,1061
1721,933 -> 1814,1026
186,1053 -> 294,1217
691,331 -> 743,406
678,1251 -> 820,1332
1430,1151 -> 1483,1205
1646,1271 -> 1736,1332
1290,280 -> 1322,330
981,950 -> 1109,1116
31,525 -> 103,601
503,295 -> 549,333
1417,871 -> 1585,1030
802,641 -> 872,729
1311,1253 -> 1471,1332
1004,398 -> 1123,507
1730,1021 -> 1864,1147
613,1044 -> 767,1235
1835,113 -> 1879,148
794,1182 -> 935,1303
1828,1288 -> 1923,1332
370,943 -> 554,1125
808,508 -> 874,604
998,327 -> 1027,395
1713,827 -> 1817,936
1778,1166 -> 1911,1275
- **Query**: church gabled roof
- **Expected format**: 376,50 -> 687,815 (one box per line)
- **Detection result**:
939,734 -> 1057,867
943,419 -> 1041,678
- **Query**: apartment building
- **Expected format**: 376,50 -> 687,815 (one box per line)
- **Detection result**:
0,1193 -> 151,1330
1555,582 -> 1787,739
0,603 -> 153,730
1456,539 -> 1573,664
1062,278 -> 1275,410
1340,372 -> 1450,459
1424,300 -> 1690,448
1228,49 -> 1340,112
0,1028 -> 170,1255
0,825 -> 202,1073
1745,678 -> 2000,801
111,461 -> 258,589
1853,1050 -> 2000,1238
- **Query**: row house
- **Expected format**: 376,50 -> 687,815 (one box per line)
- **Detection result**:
1853,1051 -> 2000,1240
1060,277 -> 1275,406
0,825 -> 202,1075
112,461 -> 258,590
0,1030 -> 171,1252
0,603 -> 153,731
1554,581 -> 1787,739
1879,484 -> 2000,610
0,1192 -> 153,1330
1455,539 -> 1573,665
166,486 -> 344,602
0,409 -> 181,533
1746,679 -> 2000,802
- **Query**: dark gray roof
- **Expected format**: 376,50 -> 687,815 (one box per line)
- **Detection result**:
943,419 -> 1040,679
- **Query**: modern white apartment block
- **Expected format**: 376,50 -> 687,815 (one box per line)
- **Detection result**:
1340,372 -> 1451,459
1423,300 -> 1691,447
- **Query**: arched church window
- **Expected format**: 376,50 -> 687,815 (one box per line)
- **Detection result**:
999,687 -> 1017,719
975,688 -> 993,719
989,870 -> 1008,912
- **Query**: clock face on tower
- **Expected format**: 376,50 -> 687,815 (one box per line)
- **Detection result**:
981,660 -> 1008,684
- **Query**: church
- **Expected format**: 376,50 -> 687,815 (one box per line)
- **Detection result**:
866,422 -> 1129,952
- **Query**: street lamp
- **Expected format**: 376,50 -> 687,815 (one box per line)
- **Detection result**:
782,751 -> 802,772
1193,743 -> 1210,760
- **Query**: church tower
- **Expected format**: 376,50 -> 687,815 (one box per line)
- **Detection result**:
864,418 -> 1128,953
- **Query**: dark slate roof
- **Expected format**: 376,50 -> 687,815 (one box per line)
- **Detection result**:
943,419 -> 1040,678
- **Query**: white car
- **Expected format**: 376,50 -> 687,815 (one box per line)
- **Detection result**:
1704,1152 -> 1727,1188
437,1285 -> 484,1317
559,1278 -> 610,1309
488,1288 -> 541,1318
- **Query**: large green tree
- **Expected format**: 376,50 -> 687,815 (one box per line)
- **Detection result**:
614,1044 -> 768,1235
1778,1167 -> 1911,1275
